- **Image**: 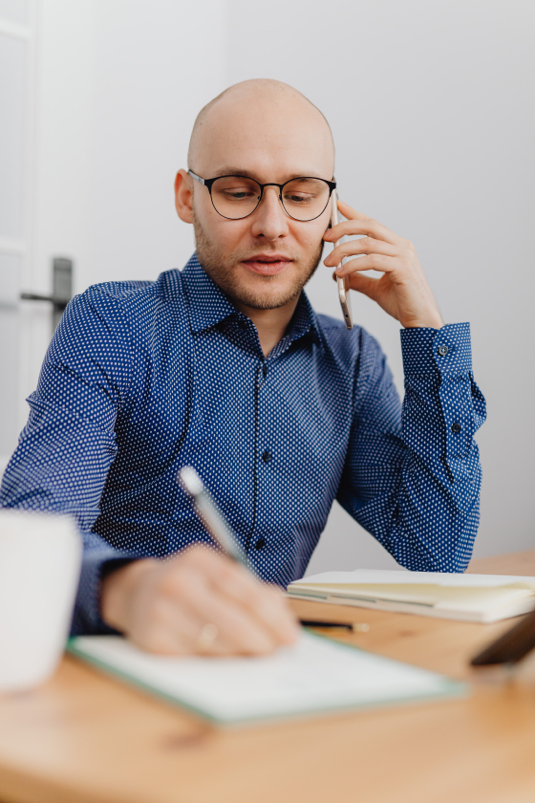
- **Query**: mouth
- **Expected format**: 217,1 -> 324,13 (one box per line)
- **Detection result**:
241,254 -> 293,276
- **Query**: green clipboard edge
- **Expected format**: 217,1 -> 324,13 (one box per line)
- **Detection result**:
66,633 -> 467,728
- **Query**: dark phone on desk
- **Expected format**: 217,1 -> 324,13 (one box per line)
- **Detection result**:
471,607 -> 535,666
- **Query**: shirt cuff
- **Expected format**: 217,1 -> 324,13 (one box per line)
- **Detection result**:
71,540 -> 139,636
400,322 -> 472,376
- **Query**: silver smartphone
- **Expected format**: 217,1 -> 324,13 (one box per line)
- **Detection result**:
330,189 -> 352,329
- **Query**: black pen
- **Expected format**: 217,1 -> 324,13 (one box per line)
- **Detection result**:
300,620 -> 370,632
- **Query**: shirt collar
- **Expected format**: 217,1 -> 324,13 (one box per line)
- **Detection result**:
181,253 -> 324,350
181,254 -> 237,333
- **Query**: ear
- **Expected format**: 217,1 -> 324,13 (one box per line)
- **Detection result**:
174,169 -> 193,224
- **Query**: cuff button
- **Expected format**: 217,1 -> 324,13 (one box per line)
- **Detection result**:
451,422 -> 462,433
437,345 -> 449,356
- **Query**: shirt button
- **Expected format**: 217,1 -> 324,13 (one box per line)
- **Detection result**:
437,345 -> 449,356
262,450 -> 271,463
451,422 -> 462,433
255,538 -> 266,550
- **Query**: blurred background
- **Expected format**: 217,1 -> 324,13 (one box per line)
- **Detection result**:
0,0 -> 533,572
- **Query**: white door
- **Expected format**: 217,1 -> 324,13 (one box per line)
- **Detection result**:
0,0 -> 38,461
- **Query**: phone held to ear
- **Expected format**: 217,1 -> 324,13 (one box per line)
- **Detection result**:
331,189 -> 352,330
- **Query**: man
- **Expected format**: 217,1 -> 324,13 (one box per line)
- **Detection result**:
0,79 -> 486,656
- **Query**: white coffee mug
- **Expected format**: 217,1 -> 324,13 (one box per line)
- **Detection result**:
0,509 -> 82,692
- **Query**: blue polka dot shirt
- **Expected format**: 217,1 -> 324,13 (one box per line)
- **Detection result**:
0,255 -> 486,635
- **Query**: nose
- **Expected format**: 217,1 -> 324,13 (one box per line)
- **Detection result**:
249,186 -> 290,241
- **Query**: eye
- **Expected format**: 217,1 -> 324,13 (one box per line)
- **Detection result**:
213,176 -> 260,202
222,188 -> 257,201
283,178 -> 326,206
283,192 -> 315,205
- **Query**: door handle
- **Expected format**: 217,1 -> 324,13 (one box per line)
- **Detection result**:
20,291 -> 69,310
20,257 -> 73,333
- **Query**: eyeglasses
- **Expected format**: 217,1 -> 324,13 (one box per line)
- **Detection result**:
188,170 -> 336,222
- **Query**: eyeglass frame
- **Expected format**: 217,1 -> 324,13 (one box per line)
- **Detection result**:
187,170 -> 337,222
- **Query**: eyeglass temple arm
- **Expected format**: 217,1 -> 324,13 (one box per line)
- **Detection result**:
188,170 -> 206,186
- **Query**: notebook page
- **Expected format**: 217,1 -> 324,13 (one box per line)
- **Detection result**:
292,583 -> 534,613
296,570 -> 535,590
70,632 -> 460,724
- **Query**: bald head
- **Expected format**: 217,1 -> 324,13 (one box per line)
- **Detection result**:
187,79 -> 334,175
175,79 -> 336,316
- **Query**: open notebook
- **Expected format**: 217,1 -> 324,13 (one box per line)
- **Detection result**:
288,570 -> 535,623
68,631 -> 463,726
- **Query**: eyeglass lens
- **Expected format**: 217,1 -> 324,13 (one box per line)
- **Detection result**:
210,176 -> 331,221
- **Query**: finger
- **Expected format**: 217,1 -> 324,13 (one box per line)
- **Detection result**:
182,547 -> 298,645
177,569 -> 279,655
210,570 -> 298,651
324,237 -> 398,267
128,595 -> 206,656
324,216 -> 402,247
146,596 -> 236,657
215,573 -> 298,646
335,254 -> 398,276
172,596 -> 237,656
345,272 -> 382,300
150,549 -> 260,655
335,200 -> 370,221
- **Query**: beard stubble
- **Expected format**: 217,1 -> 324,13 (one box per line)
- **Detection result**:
193,211 -> 325,311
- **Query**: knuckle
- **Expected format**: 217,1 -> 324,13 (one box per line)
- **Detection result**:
160,562 -> 197,598
159,570 -> 181,596
242,581 -> 267,606
265,583 -> 286,604
149,598 -> 169,628
256,586 -> 288,618
187,544 -> 208,562
219,560 -> 244,586
175,545 -> 197,567
181,544 -> 218,571
369,253 -> 382,267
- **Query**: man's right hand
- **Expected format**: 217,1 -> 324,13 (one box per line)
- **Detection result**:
100,545 -> 299,656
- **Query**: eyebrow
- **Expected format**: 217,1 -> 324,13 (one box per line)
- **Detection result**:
210,167 -> 328,181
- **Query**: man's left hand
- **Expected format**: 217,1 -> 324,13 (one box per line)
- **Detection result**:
323,200 -> 444,329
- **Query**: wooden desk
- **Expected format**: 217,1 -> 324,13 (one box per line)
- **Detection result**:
2,551 -> 535,803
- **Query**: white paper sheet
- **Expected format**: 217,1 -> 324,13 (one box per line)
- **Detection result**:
69,632 -> 461,724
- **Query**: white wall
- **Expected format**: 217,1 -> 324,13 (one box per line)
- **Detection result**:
85,0 -> 227,287
18,0 -> 535,569
226,0 -> 535,570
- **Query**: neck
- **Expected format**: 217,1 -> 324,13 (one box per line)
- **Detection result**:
233,296 -> 300,357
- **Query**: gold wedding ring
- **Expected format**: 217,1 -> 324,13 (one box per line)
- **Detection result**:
198,623 -> 218,650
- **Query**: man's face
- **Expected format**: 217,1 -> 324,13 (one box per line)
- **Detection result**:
184,92 -> 335,311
